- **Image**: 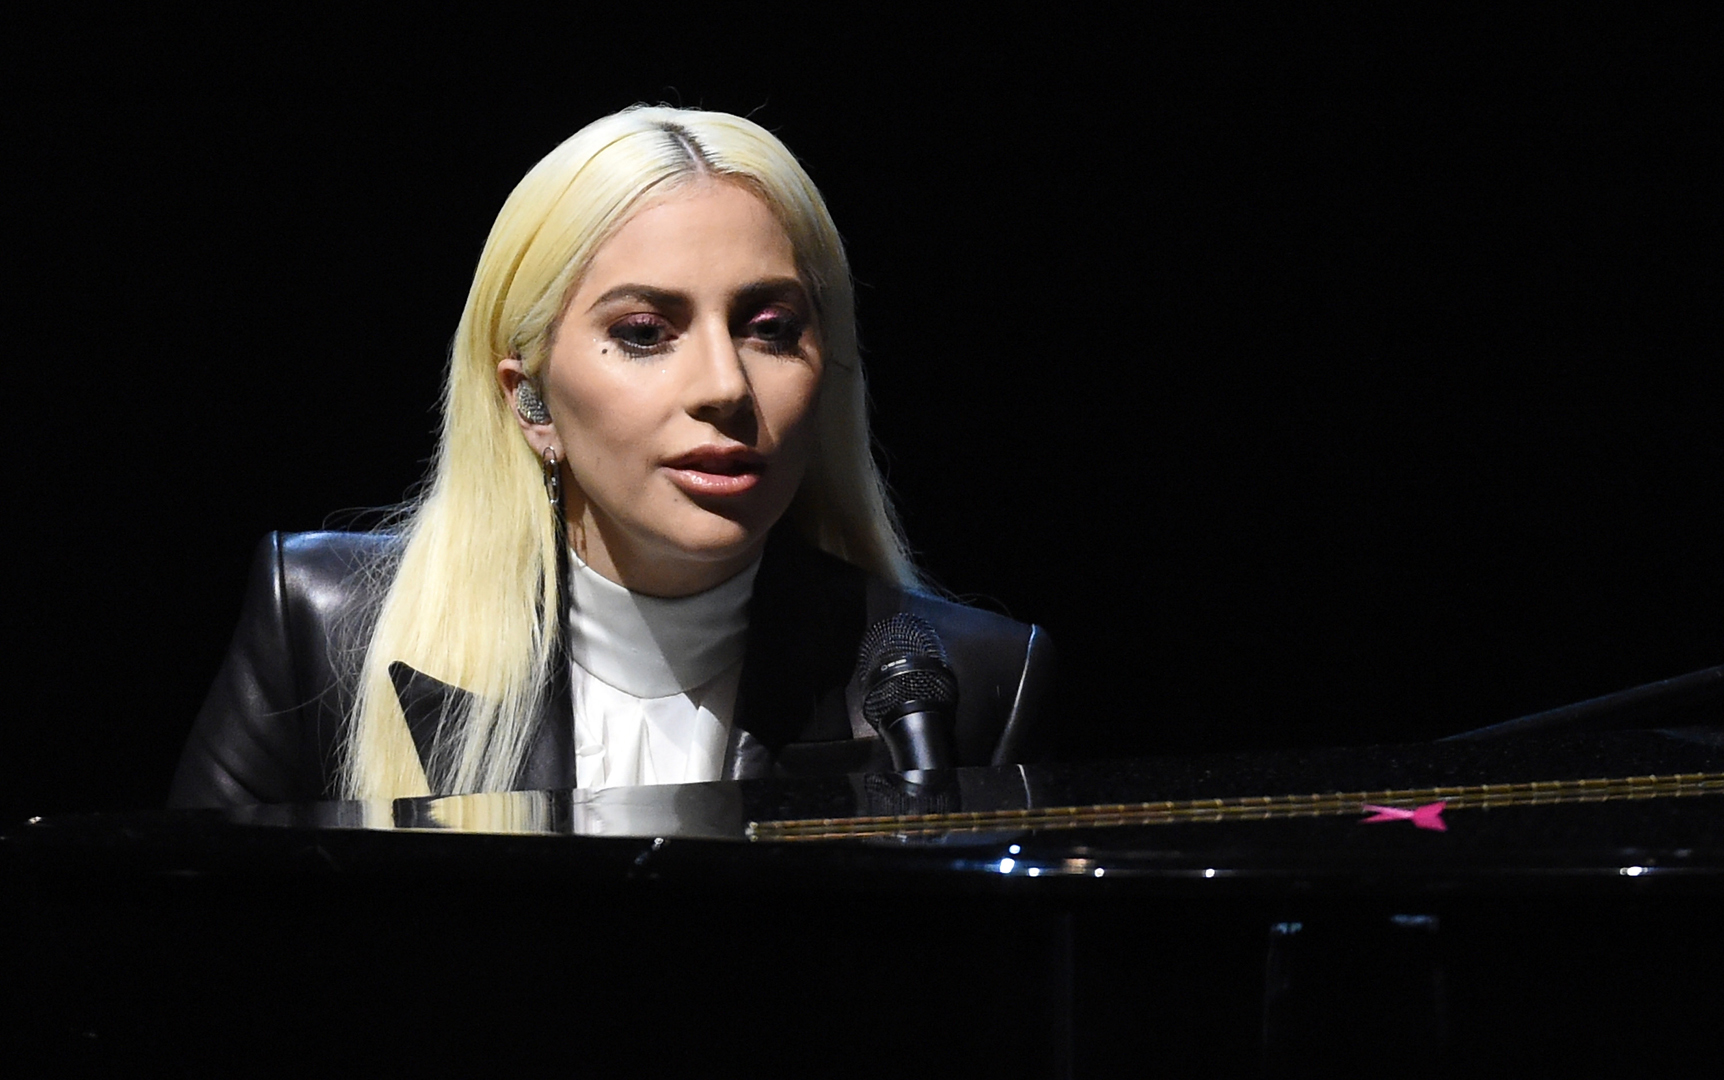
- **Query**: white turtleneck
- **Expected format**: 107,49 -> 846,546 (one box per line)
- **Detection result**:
565,550 -> 758,791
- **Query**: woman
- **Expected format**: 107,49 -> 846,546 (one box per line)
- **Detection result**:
170,106 -> 1053,808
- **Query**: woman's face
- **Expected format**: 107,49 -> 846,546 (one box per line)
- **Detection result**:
503,180 -> 824,597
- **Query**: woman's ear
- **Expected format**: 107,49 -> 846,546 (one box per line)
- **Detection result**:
496,356 -> 562,458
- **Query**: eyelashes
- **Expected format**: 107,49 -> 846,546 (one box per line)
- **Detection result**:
606,307 -> 809,360
609,314 -> 672,357
744,309 -> 806,356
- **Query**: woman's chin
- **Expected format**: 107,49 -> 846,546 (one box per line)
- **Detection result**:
664,523 -> 772,572
586,514 -> 776,596
667,492 -> 794,557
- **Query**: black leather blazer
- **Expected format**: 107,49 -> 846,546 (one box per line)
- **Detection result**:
169,529 -> 1054,808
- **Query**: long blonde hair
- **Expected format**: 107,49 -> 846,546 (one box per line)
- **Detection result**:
341,106 -> 917,800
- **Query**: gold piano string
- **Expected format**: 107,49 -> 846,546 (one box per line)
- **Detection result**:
745,771 -> 1724,841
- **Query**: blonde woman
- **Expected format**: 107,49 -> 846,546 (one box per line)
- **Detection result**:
170,106 -> 1053,808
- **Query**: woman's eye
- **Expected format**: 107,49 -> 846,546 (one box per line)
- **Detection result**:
609,315 -> 671,355
747,309 -> 804,352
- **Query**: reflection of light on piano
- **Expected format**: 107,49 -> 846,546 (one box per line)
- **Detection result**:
991,853 -> 1111,878
1620,865 -> 1647,877
1203,867 -> 1216,879
751,771 -> 1724,841
1390,914 -> 1439,930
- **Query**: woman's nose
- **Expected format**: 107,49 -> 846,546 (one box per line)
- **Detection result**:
685,321 -> 752,420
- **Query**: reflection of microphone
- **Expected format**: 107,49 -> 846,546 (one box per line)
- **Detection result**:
854,613 -> 959,772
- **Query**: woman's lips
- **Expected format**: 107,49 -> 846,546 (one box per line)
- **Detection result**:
662,447 -> 765,496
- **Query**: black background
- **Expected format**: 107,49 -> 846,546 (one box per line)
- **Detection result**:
5,8 -> 1718,819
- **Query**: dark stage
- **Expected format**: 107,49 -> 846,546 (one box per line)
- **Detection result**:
5,8 -> 1718,817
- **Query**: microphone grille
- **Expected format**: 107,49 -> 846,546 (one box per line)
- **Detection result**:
856,612 -> 959,728
858,611 -> 949,667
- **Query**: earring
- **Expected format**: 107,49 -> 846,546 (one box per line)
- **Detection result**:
515,380 -> 552,425
542,444 -> 573,635
543,444 -> 570,587
541,445 -> 562,515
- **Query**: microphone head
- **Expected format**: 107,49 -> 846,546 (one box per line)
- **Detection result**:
855,612 -> 959,730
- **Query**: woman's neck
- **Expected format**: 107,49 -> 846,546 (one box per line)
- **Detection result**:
565,546 -> 759,697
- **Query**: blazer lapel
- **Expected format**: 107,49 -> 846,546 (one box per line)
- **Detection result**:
387,660 -> 454,769
518,647 -> 576,790
387,660 -> 575,791
725,530 -> 880,779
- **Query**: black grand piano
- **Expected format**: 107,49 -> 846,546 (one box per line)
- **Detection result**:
7,706 -> 1723,1076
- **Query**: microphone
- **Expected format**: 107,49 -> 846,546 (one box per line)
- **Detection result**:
853,612 -> 959,772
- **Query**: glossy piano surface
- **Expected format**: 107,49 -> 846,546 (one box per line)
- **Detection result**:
6,729 -> 1723,1076
15,728 -> 1723,886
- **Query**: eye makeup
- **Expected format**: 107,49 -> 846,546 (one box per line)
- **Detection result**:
597,284 -> 813,362
743,307 -> 808,357
608,313 -> 674,358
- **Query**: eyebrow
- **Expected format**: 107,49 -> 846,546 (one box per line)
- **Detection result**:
584,277 -> 810,313
586,284 -> 683,311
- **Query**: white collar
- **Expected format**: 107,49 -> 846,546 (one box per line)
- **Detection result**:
565,550 -> 758,698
